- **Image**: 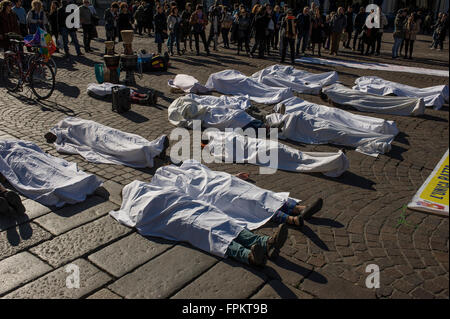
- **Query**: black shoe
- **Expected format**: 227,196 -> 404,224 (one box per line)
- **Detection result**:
248,243 -> 266,267
301,198 -> 323,220
266,224 -> 288,260
4,191 -> 25,214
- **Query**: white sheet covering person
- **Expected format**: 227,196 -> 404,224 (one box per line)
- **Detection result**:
167,74 -> 211,94
250,64 -> 339,95
203,130 -> 349,177
321,83 -> 426,116
110,159 -> 297,257
0,140 -> 101,207
353,76 -> 449,110
275,96 -> 399,136
50,117 -> 168,168
205,69 -> 294,104
266,110 -> 396,157
168,94 -> 255,130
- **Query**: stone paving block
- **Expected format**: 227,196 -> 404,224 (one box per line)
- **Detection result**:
88,233 -> 173,277
263,254 -> 314,288
172,259 -> 267,299
0,252 -> 52,295
3,259 -> 111,299
30,215 -> 132,267
0,200 -> 52,232
0,222 -> 52,261
299,270 -> 376,299
109,245 -> 218,299
251,280 -> 314,299
96,180 -> 124,206
35,196 -> 118,235
87,289 -> 122,299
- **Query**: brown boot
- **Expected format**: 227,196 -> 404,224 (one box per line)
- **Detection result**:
266,223 -> 288,260
248,243 -> 266,267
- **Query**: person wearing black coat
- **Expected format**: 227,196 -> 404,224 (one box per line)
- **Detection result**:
250,7 -> 269,58
57,0 -> 82,57
344,6 -> 353,48
352,6 -> 366,51
236,7 -> 251,55
117,2 -> 133,41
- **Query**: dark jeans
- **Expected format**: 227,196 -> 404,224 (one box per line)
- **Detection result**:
136,23 -> 144,35
296,31 -> 309,54
168,31 -> 180,54
266,30 -> 274,53
60,27 -> 81,55
221,28 -> 230,48
193,30 -> 209,54
281,37 -> 295,63
404,39 -> 414,57
225,228 -> 269,265
82,24 -> 94,51
237,36 -> 250,53
251,37 -> 266,58
345,29 -> 353,47
375,32 -> 383,53
353,28 -> 362,50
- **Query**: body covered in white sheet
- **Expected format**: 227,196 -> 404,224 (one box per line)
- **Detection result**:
50,117 -> 167,168
266,98 -> 397,157
167,74 -> 211,94
250,64 -> 338,95
205,69 -> 293,104
110,160 -> 293,257
353,76 -> 449,110
322,83 -> 426,116
203,130 -> 349,177
168,94 -> 255,130
0,140 -> 101,207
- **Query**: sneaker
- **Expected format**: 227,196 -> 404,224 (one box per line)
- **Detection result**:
266,224 -> 288,260
248,243 -> 266,267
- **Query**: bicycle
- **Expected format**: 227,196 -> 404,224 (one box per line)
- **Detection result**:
27,46 -> 57,77
1,35 -> 55,100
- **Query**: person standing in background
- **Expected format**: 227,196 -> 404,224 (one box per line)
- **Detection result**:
352,6 -> 365,51
392,9 -> 406,58
295,6 -> 310,56
104,2 -> 119,42
134,1 -> 146,35
48,0 -> 59,52
180,2 -> 192,52
154,3 -> 167,54
236,6 -> 250,56
167,5 -> 181,55
12,0 -> 27,36
221,5 -> 232,49
310,6 -> 323,57
375,10 -> 387,56
79,0 -> 95,53
404,12 -> 419,59
280,8 -> 296,65
190,3 -> 209,56
343,5 -> 353,49
329,6 -> 346,56
27,0 -> 47,34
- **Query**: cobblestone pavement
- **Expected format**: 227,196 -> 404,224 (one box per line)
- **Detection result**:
0,28 -> 448,299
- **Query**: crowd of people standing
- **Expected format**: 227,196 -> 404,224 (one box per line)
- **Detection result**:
0,0 -> 449,63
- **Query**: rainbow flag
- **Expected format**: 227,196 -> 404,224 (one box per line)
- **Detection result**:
24,28 -> 56,62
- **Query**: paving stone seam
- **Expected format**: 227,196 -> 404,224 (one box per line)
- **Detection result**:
165,259 -> 222,299
88,242 -> 177,280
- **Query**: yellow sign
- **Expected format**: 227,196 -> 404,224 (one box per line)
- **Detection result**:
408,150 -> 449,217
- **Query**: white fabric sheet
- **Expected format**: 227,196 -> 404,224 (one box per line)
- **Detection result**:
168,94 -> 254,130
250,64 -> 339,95
266,108 -> 396,157
205,69 -> 294,104
50,117 -> 167,168
110,160 -> 292,257
322,83 -> 426,116
275,96 -> 399,136
87,82 -> 131,97
296,57 -> 449,78
0,140 -> 102,207
167,74 -> 211,94
353,76 -> 449,110
204,131 -> 349,177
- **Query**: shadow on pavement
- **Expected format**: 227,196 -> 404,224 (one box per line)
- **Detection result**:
300,224 -> 329,251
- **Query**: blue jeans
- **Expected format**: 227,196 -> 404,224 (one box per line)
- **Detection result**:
60,27 -> 81,55
296,31 -> 309,54
168,31 -> 180,54
225,229 -> 269,264
392,37 -> 403,57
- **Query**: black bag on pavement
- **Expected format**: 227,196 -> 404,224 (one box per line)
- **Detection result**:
112,86 -> 131,113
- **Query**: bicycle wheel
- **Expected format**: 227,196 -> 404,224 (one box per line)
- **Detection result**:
29,61 -> 55,100
49,57 -> 57,77
28,55 -> 57,76
1,55 -> 21,92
